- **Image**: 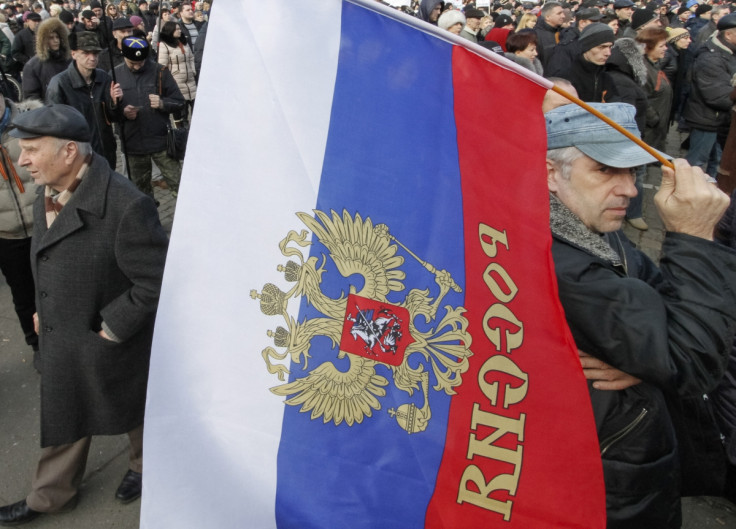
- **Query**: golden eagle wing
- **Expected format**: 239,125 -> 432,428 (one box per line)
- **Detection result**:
297,210 -> 405,298
270,356 -> 389,426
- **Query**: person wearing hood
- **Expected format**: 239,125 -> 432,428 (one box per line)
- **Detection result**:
21,17 -> 70,100
504,30 -> 543,75
418,0 -> 444,24
606,37 -> 650,230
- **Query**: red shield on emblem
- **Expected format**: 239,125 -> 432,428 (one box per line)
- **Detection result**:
340,294 -> 415,366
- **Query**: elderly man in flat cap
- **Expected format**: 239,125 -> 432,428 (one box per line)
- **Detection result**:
0,104 -> 168,525
546,102 -> 736,528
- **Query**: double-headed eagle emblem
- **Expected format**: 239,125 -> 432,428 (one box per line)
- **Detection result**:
250,210 -> 473,434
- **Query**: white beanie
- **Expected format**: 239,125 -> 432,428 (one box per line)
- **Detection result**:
438,9 -> 466,30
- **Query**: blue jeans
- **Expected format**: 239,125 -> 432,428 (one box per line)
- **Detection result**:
686,129 -> 722,179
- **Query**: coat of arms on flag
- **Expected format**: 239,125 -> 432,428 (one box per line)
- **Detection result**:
250,209 -> 472,433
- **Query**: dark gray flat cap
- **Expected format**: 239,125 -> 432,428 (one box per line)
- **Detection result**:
718,13 -> 736,30
10,104 -> 91,142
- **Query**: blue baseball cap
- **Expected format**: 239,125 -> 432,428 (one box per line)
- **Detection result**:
545,103 -> 670,168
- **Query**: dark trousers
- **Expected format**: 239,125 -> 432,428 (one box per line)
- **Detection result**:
0,237 -> 37,349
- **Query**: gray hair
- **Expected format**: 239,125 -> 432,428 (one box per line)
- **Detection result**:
546,146 -> 585,180
713,5 -> 730,17
541,2 -> 562,18
52,138 -> 93,157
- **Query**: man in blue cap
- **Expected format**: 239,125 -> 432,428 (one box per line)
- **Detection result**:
546,102 -> 736,528
0,104 -> 168,525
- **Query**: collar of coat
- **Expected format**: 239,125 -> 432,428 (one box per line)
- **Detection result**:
35,153 -> 112,252
612,37 -> 648,86
549,193 -> 622,265
69,61 -> 103,89
712,32 -> 736,55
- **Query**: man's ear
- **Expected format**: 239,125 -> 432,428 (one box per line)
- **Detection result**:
547,159 -> 560,193
63,141 -> 79,165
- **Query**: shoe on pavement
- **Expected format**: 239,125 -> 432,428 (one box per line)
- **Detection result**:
115,470 -> 142,504
627,217 -> 648,231
0,500 -> 41,526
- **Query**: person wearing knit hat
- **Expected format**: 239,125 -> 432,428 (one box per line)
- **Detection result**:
129,14 -> 145,32
546,22 -> 616,103
579,20 -> 615,53
686,4 -> 712,43
694,3 -> 711,17
693,4 -> 729,47
630,8 -> 661,32
438,9 -> 466,34
666,26 -> 691,44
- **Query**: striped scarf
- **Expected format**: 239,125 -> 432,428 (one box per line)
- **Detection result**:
44,155 -> 92,228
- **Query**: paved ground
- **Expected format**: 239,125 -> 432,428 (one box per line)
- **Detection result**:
0,129 -> 734,527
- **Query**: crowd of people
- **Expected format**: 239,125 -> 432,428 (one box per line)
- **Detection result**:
0,0 -> 209,526
0,0 -> 735,528
406,0 -> 736,232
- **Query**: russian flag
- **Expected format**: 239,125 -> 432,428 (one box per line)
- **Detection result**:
141,1 -> 606,528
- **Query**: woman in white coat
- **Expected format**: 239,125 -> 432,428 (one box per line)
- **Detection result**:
157,21 -> 196,128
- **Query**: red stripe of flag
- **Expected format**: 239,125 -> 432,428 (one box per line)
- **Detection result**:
425,47 -> 606,529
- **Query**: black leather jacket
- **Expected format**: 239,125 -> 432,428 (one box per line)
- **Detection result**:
550,195 -> 736,528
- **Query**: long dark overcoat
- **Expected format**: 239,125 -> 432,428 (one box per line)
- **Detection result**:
30,153 -> 168,447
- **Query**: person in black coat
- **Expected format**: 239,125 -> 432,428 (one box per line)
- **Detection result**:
534,1 -> 566,68
549,23 -> 619,103
547,102 -> 736,528
46,31 -> 120,168
113,35 -> 185,196
0,104 -> 168,526
11,12 -> 41,68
